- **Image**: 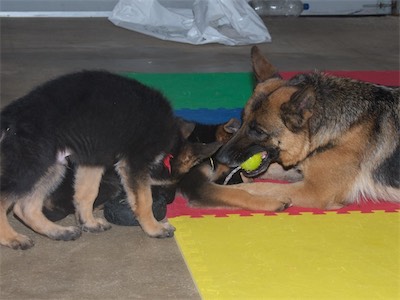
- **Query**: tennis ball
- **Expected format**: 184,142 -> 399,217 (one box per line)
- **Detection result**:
240,153 -> 263,172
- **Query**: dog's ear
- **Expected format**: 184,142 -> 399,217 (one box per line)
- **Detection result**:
251,46 -> 281,83
280,86 -> 316,132
177,118 -> 196,139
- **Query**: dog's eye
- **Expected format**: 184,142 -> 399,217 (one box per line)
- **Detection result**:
248,122 -> 267,138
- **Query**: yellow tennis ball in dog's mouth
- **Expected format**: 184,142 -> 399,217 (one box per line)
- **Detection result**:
240,153 -> 263,172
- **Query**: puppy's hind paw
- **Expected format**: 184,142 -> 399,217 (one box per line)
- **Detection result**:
49,226 -> 82,241
2,234 -> 35,250
81,218 -> 112,233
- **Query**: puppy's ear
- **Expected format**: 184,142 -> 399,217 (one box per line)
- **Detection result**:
223,118 -> 241,134
176,141 -> 223,175
251,46 -> 281,83
177,118 -> 195,139
191,141 -> 223,161
280,86 -> 316,132
215,118 -> 241,143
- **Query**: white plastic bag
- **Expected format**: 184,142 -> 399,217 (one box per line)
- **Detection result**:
109,0 -> 271,45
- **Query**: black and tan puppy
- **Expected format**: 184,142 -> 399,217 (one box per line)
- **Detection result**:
186,46 -> 399,210
0,70 -> 220,250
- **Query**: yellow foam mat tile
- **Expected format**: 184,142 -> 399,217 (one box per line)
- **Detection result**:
170,212 -> 399,299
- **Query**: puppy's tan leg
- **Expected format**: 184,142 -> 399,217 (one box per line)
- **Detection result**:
132,183 -> 175,238
0,198 -> 34,250
13,164 -> 82,241
116,160 -> 175,238
73,166 -> 111,232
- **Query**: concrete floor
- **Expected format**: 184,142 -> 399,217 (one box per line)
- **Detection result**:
0,16 -> 399,299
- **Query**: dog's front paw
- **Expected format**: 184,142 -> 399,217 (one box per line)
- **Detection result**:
276,200 -> 292,212
1,234 -> 35,250
48,226 -> 82,241
81,218 -> 112,233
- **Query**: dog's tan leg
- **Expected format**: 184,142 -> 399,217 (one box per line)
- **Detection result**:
222,132 -> 366,210
190,181 -> 291,211
116,160 -> 175,238
243,142 -> 362,209
73,166 -> 111,232
13,164 -> 82,242
228,179 -> 347,210
259,163 -> 303,182
0,198 -> 35,250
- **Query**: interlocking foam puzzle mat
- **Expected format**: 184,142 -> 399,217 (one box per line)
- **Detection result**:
128,71 -> 400,299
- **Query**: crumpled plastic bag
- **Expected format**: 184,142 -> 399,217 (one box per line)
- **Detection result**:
109,0 -> 271,46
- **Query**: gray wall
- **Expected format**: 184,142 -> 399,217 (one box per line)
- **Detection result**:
0,0 -> 119,16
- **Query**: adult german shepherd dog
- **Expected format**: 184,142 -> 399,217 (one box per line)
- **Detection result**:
0,70 -> 221,250
183,46 -> 400,210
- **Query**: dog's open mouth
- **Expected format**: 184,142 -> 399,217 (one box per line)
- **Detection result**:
222,150 -> 271,185
241,151 -> 271,178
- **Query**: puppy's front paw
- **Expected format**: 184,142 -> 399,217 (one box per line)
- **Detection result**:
144,221 -> 175,238
161,219 -> 176,232
154,226 -> 175,238
1,234 -> 35,250
81,218 -> 112,233
48,226 -> 82,241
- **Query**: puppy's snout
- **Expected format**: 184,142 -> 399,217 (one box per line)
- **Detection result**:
215,145 -> 235,166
